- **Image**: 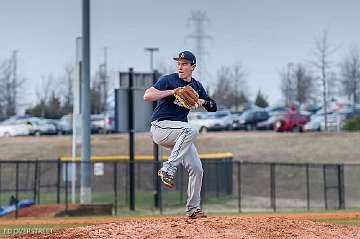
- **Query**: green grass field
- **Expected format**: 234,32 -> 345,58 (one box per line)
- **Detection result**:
315,219 -> 360,226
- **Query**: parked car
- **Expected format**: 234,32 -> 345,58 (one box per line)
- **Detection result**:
91,113 -> 115,134
256,113 -> 285,130
303,115 -> 322,132
188,110 -> 233,133
274,111 -> 310,132
266,106 -> 288,116
44,119 -> 65,135
300,104 -> 321,114
231,111 -> 243,130
59,114 -> 73,134
6,117 -> 56,135
0,124 -> 30,137
238,109 -> 269,130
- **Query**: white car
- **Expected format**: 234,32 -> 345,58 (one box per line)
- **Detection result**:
303,116 -> 322,132
188,110 -> 233,133
0,124 -> 30,137
91,113 -> 114,133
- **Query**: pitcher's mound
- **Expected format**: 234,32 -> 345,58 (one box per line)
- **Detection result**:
12,216 -> 360,239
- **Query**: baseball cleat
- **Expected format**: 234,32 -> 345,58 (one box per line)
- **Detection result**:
157,169 -> 175,188
187,209 -> 207,219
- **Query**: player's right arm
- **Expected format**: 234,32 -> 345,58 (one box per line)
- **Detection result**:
143,87 -> 175,102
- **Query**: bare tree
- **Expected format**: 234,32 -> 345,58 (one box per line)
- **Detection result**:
0,59 -> 13,117
280,63 -> 295,106
98,47 -> 109,113
310,31 -> 337,130
91,72 -> 103,114
98,64 -> 108,113
0,53 -> 25,117
64,64 -> 74,109
35,75 -> 54,117
212,65 -> 249,109
293,64 -> 316,105
232,63 -> 248,111
212,66 -> 233,108
340,47 -> 360,104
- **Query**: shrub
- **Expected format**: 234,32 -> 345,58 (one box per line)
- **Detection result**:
343,117 -> 360,131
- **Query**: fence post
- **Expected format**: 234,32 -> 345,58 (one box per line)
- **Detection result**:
338,165 -> 345,209
65,162 -> 69,214
128,68 -> 135,211
152,71 -> 161,210
323,165 -> 328,210
238,162 -> 242,213
0,163 -> 2,206
227,159 -> 233,194
306,164 -> 310,211
179,167 -> 184,204
159,163 -> 163,215
216,161 -> 219,198
33,161 -> 38,204
270,164 -> 276,211
201,162 -> 206,206
114,162 -> 118,215
125,162 -> 129,204
15,162 -> 19,219
37,163 -> 41,205
56,160 -> 61,204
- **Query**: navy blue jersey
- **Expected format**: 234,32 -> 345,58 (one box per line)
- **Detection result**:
151,73 -> 209,122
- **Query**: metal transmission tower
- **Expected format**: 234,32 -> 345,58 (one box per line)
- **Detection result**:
186,11 -> 211,88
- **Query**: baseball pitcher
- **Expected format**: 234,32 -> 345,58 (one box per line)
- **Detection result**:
143,50 -> 217,219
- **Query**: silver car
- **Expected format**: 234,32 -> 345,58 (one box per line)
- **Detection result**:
188,110 -> 233,133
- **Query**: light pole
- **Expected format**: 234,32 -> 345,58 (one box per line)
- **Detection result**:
80,0 -> 92,204
145,47 -> 161,210
144,47 -> 159,71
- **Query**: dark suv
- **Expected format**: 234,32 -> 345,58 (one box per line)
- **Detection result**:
238,109 -> 269,130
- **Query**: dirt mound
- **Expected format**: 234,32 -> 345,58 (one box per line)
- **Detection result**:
12,216 -> 360,239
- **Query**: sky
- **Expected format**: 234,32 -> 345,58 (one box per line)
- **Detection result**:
1,0 -> 360,111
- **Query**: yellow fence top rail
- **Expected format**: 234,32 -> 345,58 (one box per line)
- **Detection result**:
60,153 -> 233,161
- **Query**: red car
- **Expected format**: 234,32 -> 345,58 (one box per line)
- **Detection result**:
274,111 -> 310,132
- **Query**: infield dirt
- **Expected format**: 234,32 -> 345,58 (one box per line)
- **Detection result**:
8,212 -> 360,239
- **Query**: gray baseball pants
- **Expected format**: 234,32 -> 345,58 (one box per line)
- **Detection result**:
150,120 -> 203,213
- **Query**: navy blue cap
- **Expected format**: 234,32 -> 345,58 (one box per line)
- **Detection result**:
173,51 -> 196,64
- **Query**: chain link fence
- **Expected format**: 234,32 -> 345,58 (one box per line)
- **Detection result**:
0,159 -> 357,218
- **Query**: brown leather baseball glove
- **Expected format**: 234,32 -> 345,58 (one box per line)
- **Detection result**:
174,85 -> 199,109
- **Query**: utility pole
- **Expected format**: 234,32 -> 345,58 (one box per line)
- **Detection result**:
186,11 -> 211,88
71,36 -> 82,204
145,47 -> 162,209
80,0 -> 92,204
